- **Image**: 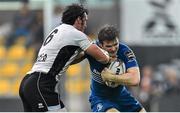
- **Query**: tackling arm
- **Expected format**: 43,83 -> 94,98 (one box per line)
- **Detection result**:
70,52 -> 86,65
85,44 -> 110,64
101,67 -> 140,86
71,44 -> 112,65
71,40 -> 112,65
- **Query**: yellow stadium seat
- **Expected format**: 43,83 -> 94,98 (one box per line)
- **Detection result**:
1,62 -> 19,78
0,79 -> 11,95
65,79 -> 84,95
0,65 -> 3,75
66,64 -> 82,77
26,47 -> 36,62
19,62 -> 33,76
7,45 -> 26,62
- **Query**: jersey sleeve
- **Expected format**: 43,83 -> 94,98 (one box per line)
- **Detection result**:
75,31 -> 92,51
84,40 -> 98,60
120,44 -> 138,69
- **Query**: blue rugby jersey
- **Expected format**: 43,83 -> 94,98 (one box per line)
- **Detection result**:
85,42 -> 138,98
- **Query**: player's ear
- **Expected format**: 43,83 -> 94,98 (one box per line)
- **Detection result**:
77,17 -> 82,23
74,17 -> 81,24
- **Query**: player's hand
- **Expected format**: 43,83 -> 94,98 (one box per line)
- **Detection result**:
101,68 -> 117,82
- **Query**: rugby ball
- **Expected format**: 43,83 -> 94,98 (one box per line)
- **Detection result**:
105,59 -> 126,88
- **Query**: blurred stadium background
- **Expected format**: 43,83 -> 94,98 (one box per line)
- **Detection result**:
0,0 -> 180,112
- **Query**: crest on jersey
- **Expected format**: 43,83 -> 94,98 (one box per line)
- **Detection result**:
97,103 -> 103,111
124,50 -> 135,61
38,103 -> 44,109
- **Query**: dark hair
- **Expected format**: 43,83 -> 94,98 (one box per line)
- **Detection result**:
98,25 -> 119,44
62,4 -> 88,25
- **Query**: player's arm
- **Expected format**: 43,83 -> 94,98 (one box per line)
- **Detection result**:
71,43 -> 111,65
101,44 -> 140,86
76,32 -> 110,64
70,52 -> 86,65
116,66 -> 140,86
101,67 -> 140,86
85,44 -> 110,64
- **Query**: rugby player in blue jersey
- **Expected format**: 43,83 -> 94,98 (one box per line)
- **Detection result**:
74,25 -> 146,112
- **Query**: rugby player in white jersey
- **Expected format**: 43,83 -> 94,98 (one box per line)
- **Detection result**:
19,4 -> 110,112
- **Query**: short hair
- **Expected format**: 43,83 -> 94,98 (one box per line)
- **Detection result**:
98,25 -> 119,44
62,4 -> 88,25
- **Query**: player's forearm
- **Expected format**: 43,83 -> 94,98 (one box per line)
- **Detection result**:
70,52 -> 85,65
115,67 -> 140,86
101,67 -> 140,86
95,48 -> 110,64
70,56 -> 85,65
114,72 -> 140,86
85,44 -> 110,64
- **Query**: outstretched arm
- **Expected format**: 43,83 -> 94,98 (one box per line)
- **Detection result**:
70,52 -> 86,65
71,44 -> 112,65
101,67 -> 140,86
85,44 -> 110,64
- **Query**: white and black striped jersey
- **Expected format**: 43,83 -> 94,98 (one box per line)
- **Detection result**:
28,24 -> 91,77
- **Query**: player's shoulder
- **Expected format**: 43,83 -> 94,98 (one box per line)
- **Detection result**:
118,43 -> 135,57
71,27 -> 86,37
118,43 -> 137,62
59,23 -> 87,37
119,43 -> 132,52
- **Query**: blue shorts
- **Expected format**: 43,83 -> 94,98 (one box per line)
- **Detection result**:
89,95 -> 143,112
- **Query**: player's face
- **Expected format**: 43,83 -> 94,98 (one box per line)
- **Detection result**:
79,13 -> 88,32
100,38 -> 119,57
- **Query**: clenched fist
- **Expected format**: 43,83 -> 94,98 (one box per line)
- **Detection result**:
101,68 -> 117,82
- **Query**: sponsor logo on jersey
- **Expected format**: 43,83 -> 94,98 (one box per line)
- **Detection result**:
38,103 -> 44,109
97,103 -> 103,111
37,53 -> 47,62
93,69 -> 101,75
124,50 -> 135,61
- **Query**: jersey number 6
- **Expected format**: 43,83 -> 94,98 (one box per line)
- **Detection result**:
43,29 -> 58,46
